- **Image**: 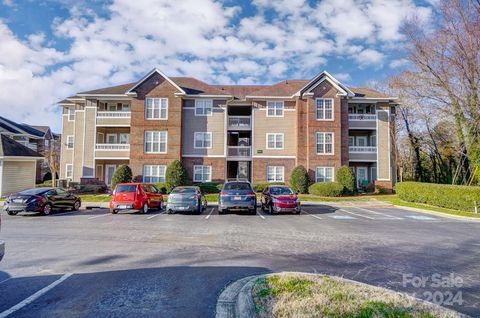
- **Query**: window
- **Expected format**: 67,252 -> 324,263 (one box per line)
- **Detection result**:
106,134 -> 117,144
357,136 -> 367,147
193,165 -> 212,182
316,167 -> 334,182
316,132 -> 334,154
266,101 -> 284,117
66,135 -> 74,149
194,132 -> 212,149
195,99 -> 213,116
143,165 -> 166,183
267,166 -> 284,182
145,98 -> 168,119
316,98 -> 334,120
144,131 -> 167,153
266,133 -> 284,149
119,133 -> 129,144
68,108 -> 75,121
66,164 -> 73,179
370,135 -> 376,147
371,167 -> 377,181
348,137 -> 354,147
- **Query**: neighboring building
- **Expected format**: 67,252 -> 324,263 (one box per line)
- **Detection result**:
0,135 -> 43,197
58,69 -> 397,190
0,117 -> 60,183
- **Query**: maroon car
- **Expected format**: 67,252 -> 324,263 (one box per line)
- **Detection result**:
260,185 -> 301,214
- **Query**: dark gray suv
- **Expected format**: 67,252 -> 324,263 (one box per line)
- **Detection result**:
218,181 -> 257,215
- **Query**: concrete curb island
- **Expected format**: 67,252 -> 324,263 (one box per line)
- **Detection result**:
215,272 -> 468,318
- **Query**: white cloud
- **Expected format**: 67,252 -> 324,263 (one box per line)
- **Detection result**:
0,0 -> 434,131
389,58 -> 409,69
333,73 -> 352,82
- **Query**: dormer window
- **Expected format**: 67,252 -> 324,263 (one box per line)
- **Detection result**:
195,99 -> 213,116
266,101 -> 284,117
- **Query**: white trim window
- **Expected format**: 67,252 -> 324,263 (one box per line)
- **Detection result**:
193,165 -> 212,182
119,133 -> 129,144
68,108 -> 75,121
65,164 -> 73,179
144,131 -> 167,153
106,134 -> 117,144
195,99 -> 213,116
145,98 -> 168,119
266,133 -> 284,149
143,165 -> 166,183
315,98 -> 334,120
267,166 -> 284,182
316,167 -> 334,182
66,135 -> 74,149
316,132 -> 334,155
194,132 -> 212,149
266,101 -> 284,117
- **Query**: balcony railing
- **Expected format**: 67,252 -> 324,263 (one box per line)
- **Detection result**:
227,146 -> 251,158
349,146 -> 377,153
97,111 -> 131,118
348,114 -> 377,121
95,144 -> 130,151
228,116 -> 251,130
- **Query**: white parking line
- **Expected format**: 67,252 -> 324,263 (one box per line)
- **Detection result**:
302,211 -> 322,220
205,208 -> 215,220
147,211 -> 165,220
0,273 -> 73,318
257,210 -> 266,219
340,209 -> 375,219
352,207 -> 403,220
87,213 -> 110,220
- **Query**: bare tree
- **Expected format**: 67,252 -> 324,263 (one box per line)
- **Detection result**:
43,137 -> 61,187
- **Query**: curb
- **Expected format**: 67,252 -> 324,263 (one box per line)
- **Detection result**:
215,272 -> 468,318
392,205 -> 480,222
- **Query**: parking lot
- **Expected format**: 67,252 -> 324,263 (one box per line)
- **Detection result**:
1,203 -> 480,317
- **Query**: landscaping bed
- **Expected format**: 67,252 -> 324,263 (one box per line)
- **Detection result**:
252,273 -> 462,318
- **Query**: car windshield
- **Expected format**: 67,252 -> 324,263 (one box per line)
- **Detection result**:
223,182 -> 251,191
269,187 -> 293,195
171,188 -> 196,194
18,188 -> 49,195
115,185 -> 137,193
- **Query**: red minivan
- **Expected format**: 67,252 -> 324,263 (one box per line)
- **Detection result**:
110,183 -> 163,214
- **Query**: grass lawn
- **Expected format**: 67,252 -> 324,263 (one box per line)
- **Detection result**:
253,273 -> 458,318
375,195 -> 480,219
78,194 -> 112,202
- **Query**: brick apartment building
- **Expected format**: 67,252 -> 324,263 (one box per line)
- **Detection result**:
58,69 -> 397,189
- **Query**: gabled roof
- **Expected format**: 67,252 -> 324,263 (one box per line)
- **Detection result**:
125,68 -> 186,95
211,85 -> 270,99
348,87 -> 392,99
296,71 -> 355,97
246,80 -> 308,98
0,134 -> 42,158
170,77 -> 231,96
78,83 -> 136,95
0,116 -> 46,138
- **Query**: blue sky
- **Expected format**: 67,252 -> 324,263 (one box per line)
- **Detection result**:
0,0 -> 436,132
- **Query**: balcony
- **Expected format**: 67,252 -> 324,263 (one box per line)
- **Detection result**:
94,143 -> 130,159
348,114 -> 376,130
228,116 -> 251,130
227,146 -> 251,160
96,111 -> 131,126
349,146 -> 377,162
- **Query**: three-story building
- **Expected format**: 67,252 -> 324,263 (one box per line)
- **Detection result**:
59,69 -> 397,190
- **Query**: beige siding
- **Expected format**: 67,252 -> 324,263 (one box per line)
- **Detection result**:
96,116 -> 131,126
83,107 -> 96,177
252,106 -> 296,157
376,105 -> 391,180
60,113 -> 74,179
181,107 -> 225,156
1,160 -> 37,197
94,150 -> 130,158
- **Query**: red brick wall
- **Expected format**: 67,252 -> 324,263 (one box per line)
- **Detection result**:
182,157 -> 225,183
252,158 -> 296,184
129,73 -> 183,178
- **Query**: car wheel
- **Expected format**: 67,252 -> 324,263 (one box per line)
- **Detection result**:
7,211 -> 17,216
43,204 -> 52,216
167,209 -> 174,214
142,203 -> 149,214
110,209 -> 118,214
269,204 -> 274,215
250,207 -> 257,215
72,200 -> 81,211
195,200 -> 202,215
218,209 -> 224,215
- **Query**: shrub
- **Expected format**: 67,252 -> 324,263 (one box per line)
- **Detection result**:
308,182 -> 344,197
253,182 -> 285,192
78,184 -> 108,194
194,182 -> 222,194
111,165 -> 133,189
374,185 -> 388,194
336,166 -> 356,195
165,160 -> 189,193
289,166 -> 310,194
36,180 -> 52,187
154,182 -> 168,194
395,182 -> 480,212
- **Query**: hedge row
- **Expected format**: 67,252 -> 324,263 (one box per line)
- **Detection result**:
308,182 -> 344,197
395,182 -> 480,212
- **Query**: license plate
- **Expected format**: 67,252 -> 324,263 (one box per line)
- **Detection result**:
233,196 -> 242,201
178,206 -> 186,210
13,199 -> 23,203
118,205 -> 128,209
